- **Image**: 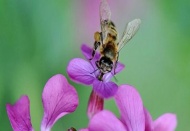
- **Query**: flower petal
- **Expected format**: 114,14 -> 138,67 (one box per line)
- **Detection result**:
153,113 -> 177,131
113,62 -> 125,74
88,110 -> 126,131
81,44 -> 100,62
81,44 -> 101,71
67,58 -> 95,85
6,95 -> 34,131
144,107 -> 153,131
87,90 -> 104,119
114,85 -> 145,131
41,74 -> 78,131
93,79 -> 118,98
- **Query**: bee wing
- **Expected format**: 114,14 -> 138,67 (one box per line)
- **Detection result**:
118,19 -> 141,51
99,0 -> 111,43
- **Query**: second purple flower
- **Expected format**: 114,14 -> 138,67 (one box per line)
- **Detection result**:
67,44 -> 125,98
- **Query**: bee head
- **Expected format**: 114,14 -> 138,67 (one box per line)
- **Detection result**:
96,56 -> 113,74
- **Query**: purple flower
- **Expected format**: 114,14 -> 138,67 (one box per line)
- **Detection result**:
67,44 -> 125,98
81,85 -> 177,131
6,96 -> 34,131
6,74 -> 79,131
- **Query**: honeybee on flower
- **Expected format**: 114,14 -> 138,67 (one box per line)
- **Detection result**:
90,0 -> 141,80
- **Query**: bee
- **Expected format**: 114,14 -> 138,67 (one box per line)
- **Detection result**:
90,0 -> 141,80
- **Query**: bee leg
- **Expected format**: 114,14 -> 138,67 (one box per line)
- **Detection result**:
89,41 -> 100,60
100,32 -> 103,43
95,60 -> 100,68
114,53 -> 119,75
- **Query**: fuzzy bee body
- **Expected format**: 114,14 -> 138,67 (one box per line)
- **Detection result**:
100,40 -> 117,61
90,0 -> 141,78
101,22 -> 118,58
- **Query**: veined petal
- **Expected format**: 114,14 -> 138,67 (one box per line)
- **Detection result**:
88,110 -> 127,131
144,107 -> 153,131
153,113 -> 177,131
113,62 -> 125,74
81,44 -> 101,70
67,58 -> 95,85
87,90 -> 104,119
6,95 -> 34,131
41,74 -> 78,131
93,79 -> 118,98
81,44 -> 100,62
114,85 -> 145,131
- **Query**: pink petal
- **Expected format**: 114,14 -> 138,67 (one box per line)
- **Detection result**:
154,113 -> 177,131
87,90 -> 104,119
81,44 -> 100,63
6,95 -> 34,131
81,44 -> 101,74
41,74 -> 78,131
93,79 -> 118,98
88,110 -> 127,131
144,107 -> 153,131
112,62 -> 125,74
67,58 -> 95,85
114,85 -> 145,131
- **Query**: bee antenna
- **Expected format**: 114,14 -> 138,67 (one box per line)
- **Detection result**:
111,72 -> 118,82
90,68 -> 99,74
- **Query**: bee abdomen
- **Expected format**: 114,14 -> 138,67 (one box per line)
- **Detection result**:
103,43 -> 117,60
105,51 -> 115,60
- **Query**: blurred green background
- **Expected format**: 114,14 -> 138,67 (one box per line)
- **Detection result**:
0,0 -> 190,130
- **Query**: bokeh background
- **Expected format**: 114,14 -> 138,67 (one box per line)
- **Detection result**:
0,0 -> 190,130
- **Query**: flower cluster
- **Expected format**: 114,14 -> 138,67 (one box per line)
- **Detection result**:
80,85 -> 177,131
6,74 -> 78,131
6,44 -> 177,131
67,44 -> 125,98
